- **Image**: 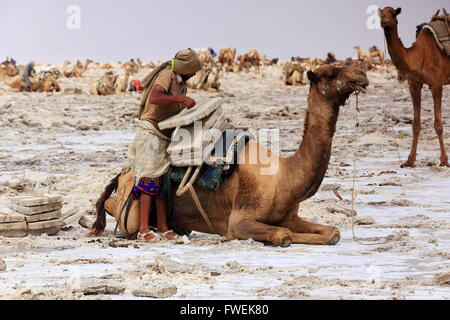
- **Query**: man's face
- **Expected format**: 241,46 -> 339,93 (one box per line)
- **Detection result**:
181,73 -> 195,82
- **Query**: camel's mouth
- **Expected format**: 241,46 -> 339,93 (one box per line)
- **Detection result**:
350,80 -> 368,94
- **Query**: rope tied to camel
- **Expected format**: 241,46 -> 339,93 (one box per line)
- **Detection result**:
350,92 -> 392,246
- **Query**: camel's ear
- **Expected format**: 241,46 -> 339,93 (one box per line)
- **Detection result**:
307,70 -> 319,83
395,8 -> 402,16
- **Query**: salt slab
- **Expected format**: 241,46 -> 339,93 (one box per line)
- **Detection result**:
24,209 -> 62,223
0,213 -> 26,223
11,194 -> 62,207
27,218 -> 64,230
158,98 -> 223,130
9,202 -> 62,215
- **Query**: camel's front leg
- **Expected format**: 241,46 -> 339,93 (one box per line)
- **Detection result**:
228,212 -> 293,247
279,215 -> 340,245
403,79 -> 423,167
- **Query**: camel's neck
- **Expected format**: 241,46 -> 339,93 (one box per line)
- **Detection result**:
283,87 -> 339,203
384,26 -> 411,72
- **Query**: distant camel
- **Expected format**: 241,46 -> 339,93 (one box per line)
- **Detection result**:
380,7 -> 450,167
353,45 -> 385,66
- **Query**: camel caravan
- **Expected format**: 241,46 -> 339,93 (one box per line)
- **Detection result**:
2,6 -> 449,248
0,59 -> 61,92
87,6 -> 450,248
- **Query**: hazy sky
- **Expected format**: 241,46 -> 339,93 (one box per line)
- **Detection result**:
0,0 -> 447,64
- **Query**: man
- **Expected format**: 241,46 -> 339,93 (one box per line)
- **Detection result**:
128,49 -> 201,242
9,57 -> 17,67
21,60 -> 36,91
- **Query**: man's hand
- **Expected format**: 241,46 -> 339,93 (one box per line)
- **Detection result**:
150,85 -> 196,109
181,96 -> 196,109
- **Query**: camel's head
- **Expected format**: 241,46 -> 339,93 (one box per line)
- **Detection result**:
380,7 -> 401,30
307,65 -> 368,107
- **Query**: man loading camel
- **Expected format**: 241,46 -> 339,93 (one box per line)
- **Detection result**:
128,49 -> 202,242
21,60 -> 35,91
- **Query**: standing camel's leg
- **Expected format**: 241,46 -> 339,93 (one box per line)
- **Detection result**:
403,79 -> 423,167
431,85 -> 449,167
228,211 -> 293,247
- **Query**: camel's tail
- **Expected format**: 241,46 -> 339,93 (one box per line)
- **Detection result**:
90,172 -> 120,236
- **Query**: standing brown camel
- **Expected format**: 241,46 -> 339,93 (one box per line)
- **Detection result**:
380,7 -> 450,167
91,65 -> 368,247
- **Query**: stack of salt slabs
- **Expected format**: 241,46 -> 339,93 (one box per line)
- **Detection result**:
0,194 -> 67,237
159,98 -> 226,167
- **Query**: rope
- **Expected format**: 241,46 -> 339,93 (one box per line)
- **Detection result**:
383,32 -> 403,165
389,119 -> 404,165
350,92 -> 391,246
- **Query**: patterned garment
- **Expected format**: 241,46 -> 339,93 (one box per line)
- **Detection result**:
132,177 -> 161,200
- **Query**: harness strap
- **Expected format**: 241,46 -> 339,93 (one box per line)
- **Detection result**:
188,184 -> 216,234
123,194 -> 135,236
114,190 -> 132,237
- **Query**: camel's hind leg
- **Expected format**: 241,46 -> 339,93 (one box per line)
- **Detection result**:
431,85 -> 449,167
228,212 -> 293,247
279,215 -> 340,245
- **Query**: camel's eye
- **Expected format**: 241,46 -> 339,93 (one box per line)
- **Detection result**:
324,69 -> 340,80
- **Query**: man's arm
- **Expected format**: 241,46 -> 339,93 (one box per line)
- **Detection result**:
149,85 -> 196,109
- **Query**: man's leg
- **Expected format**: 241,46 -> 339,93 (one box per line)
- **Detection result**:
136,178 -> 160,241
139,193 -> 152,234
155,196 -> 179,239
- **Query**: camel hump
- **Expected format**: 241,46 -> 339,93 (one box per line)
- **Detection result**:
421,17 -> 450,55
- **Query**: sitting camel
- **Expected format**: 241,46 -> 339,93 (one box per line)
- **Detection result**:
122,59 -> 139,75
114,70 -> 130,94
195,48 -> 215,66
74,59 -> 93,77
187,66 -> 221,91
0,64 -> 61,92
90,72 -> 118,95
353,45 -> 385,66
238,49 -> 263,72
283,62 -> 306,86
37,71 -> 61,92
218,47 -> 237,72
91,65 -> 368,247
0,60 -> 20,77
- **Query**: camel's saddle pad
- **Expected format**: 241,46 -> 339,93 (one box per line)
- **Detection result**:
417,10 -> 450,56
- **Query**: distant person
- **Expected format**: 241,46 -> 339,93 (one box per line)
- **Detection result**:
324,52 -> 337,65
9,58 -> 17,67
208,47 -> 217,58
21,60 -> 36,91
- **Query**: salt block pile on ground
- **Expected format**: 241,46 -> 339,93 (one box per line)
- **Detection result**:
0,194 -> 81,237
